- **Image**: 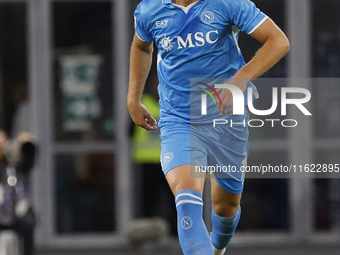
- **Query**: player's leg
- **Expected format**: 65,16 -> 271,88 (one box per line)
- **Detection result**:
210,177 -> 241,254
207,111 -> 249,254
211,177 -> 241,217
166,164 -> 214,255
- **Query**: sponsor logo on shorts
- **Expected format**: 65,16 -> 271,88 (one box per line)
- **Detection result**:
164,152 -> 174,164
181,216 -> 193,230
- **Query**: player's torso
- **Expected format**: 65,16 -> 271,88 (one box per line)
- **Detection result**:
137,0 -> 248,123
151,1 -> 229,52
145,0 -> 243,84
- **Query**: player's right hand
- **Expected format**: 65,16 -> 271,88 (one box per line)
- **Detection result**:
128,102 -> 158,130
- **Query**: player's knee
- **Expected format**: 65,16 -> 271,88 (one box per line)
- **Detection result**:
169,181 -> 202,195
166,165 -> 205,195
213,200 -> 240,218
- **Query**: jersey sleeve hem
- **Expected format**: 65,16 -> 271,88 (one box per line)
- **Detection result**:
135,30 -> 153,42
246,15 -> 268,35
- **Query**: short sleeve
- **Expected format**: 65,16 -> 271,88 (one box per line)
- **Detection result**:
226,0 -> 267,34
134,3 -> 154,42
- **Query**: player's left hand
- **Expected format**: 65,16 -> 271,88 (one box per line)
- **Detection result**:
215,78 -> 248,116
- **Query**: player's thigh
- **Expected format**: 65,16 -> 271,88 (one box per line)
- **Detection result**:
166,164 -> 206,195
211,177 -> 242,218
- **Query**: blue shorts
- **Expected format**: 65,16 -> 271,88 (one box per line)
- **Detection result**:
159,112 -> 249,195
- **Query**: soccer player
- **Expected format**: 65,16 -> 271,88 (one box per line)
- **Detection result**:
128,0 -> 289,254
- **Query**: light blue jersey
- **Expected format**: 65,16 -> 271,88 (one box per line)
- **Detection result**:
134,0 -> 267,124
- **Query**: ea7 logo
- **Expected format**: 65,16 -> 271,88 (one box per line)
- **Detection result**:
176,30 -> 219,49
156,20 -> 168,26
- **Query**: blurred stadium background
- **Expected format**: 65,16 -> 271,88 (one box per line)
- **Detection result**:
0,0 -> 339,254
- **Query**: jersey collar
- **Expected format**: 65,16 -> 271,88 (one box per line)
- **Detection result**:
162,0 -> 204,4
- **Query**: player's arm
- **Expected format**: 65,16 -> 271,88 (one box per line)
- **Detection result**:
218,18 -> 290,115
127,34 -> 157,130
234,18 -> 290,80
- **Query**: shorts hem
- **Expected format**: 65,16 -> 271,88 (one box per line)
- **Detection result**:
163,163 -> 190,176
215,178 -> 244,195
